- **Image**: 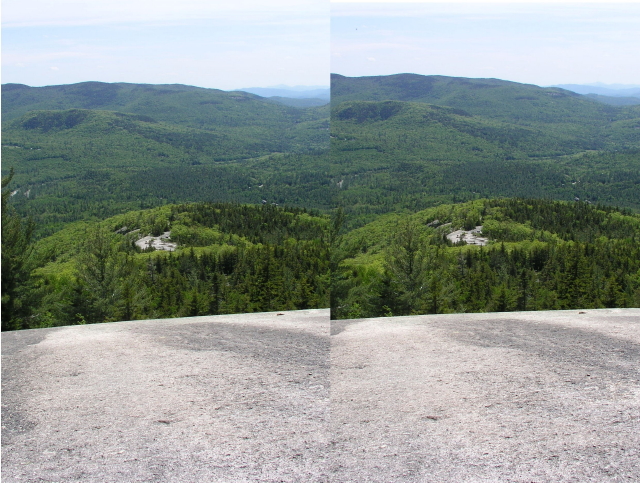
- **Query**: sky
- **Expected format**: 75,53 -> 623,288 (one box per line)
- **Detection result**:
1,0 -> 329,89
3,1 -> 639,90
331,1 -> 640,87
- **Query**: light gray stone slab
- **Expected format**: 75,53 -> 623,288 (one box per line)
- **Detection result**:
330,309 -> 640,482
3,308 -> 639,482
2,310 -> 330,482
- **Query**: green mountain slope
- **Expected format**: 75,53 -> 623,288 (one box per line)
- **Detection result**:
2,83 -> 331,235
332,73 -> 640,155
3,109 -> 274,165
2,83 -> 330,153
2,82 -> 329,129
265,96 -> 329,108
331,73 -> 640,129
5,202 -> 330,330
330,75 -> 640,224
585,94 -> 640,107
332,198 -> 640,319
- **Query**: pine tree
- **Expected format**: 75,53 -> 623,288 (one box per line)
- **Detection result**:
2,169 -> 35,331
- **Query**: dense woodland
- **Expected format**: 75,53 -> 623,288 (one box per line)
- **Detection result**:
330,75 -> 640,227
2,201 -> 330,331
2,76 -> 639,328
332,199 -> 640,319
2,83 -> 330,236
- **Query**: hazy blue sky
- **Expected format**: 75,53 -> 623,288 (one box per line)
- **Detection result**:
4,1 -> 639,90
332,1 -> 640,87
2,0 -> 329,89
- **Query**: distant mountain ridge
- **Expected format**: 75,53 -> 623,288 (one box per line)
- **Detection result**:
330,73 -> 640,221
549,84 -> 640,107
331,73 -> 638,121
331,73 -> 640,147
238,86 -> 330,101
583,94 -> 640,107
4,75 -> 639,237
1,81 -> 329,126
552,84 -> 640,97
1,81 -> 331,234
1,81 -> 329,157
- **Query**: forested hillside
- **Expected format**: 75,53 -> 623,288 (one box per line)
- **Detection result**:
331,73 -> 640,130
330,74 -> 640,226
2,82 -> 334,330
3,76 -> 639,328
2,82 -> 331,236
332,199 -> 640,319
2,82 -> 329,128
2,202 -> 330,331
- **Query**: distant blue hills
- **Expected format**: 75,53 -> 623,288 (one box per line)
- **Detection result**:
553,83 -> 640,98
550,84 -> 640,107
238,85 -> 330,100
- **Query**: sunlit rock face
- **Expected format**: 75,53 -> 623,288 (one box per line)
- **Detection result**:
446,225 -> 488,245
134,231 -> 177,251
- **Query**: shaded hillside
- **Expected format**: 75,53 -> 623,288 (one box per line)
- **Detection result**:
332,100 -> 603,156
3,109 -> 276,164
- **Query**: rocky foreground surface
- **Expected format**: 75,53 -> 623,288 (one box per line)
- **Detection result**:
3,308 -> 639,482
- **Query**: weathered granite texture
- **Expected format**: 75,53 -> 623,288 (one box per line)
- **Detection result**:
3,308 -> 639,482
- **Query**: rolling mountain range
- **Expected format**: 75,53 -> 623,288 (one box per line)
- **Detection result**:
331,73 -> 640,135
2,82 -> 329,125
4,75 -> 640,234
3,74 -> 640,328
2,82 -> 329,164
2,82 -> 331,235
330,73 -> 640,224
547,84 -> 640,107
552,83 -> 640,98
238,85 -> 330,101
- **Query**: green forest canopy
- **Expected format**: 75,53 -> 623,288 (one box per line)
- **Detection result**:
3,202 -> 330,331
2,76 -> 639,326
332,198 -> 640,319
330,74 -> 640,226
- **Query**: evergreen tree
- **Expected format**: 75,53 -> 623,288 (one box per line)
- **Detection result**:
2,169 -> 35,330
74,227 -> 129,323
383,220 -> 428,315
